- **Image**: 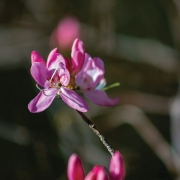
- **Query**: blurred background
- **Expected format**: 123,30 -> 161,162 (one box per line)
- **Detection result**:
0,0 -> 180,179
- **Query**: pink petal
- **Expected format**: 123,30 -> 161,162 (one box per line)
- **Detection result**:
84,171 -> 96,180
77,53 -> 92,72
84,53 -> 92,67
93,57 -> 104,70
67,154 -> 84,180
46,48 -> 59,68
60,87 -> 89,112
96,168 -> 109,180
30,62 -> 48,87
47,53 -> 67,72
48,61 -> 70,86
78,53 -> 91,71
83,89 -> 119,106
28,89 -> 57,113
76,57 -> 104,90
31,51 -> 46,65
58,62 -> 70,86
75,53 -> 91,88
85,57 -> 104,88
71,39 -> 85,74
85,166 -> 108,180
96,78 -> 106,90
109,151 -> 125,180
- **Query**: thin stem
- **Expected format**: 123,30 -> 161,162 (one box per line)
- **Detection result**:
76,110 -> 114,156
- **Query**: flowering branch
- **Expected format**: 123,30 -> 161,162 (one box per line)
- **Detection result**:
76,110 -> 115,156
28,38 -> 119,156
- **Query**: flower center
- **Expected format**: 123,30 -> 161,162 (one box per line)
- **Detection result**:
66,76 -> 77,90
49,75 -> 62,88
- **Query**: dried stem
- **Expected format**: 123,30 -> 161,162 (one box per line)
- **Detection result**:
76,110 -> 114,156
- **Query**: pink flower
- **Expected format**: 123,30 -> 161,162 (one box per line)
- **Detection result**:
50,17 -> 80,50
75,53 -> 119,106
67,151 -> 125,180
63,38 -> 85,90
28,48 -> 88,113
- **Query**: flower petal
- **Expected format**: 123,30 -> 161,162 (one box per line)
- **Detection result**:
96,78 -> 106,90
83,89 -> 119,106
76,57 -> 104,90
58,62 -> 70,86
46,48 -> 59,68
31,51 -> 46,65
84,171 -> 96,180
82,53 -> 92,69
28,89 -> 57,113
60,87 -> 89,112
30,62 -> 48,87
75,53 -> 91,87
67,154 -> 84,180
96,168 -> 108,180
109,151 -> 125,180
47,53 -> 67,71
85,166 -> 108,180
71,39 -> 85,74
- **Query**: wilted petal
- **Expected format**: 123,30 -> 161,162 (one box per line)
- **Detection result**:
31,51 -> 46,65
109,151 -> 125,180
60,87 -> 89,112
28,89 -> 57,113
84,89 -> 119,106
67,154 -> 84,180
30,62 -> 48,87
71,39 -> 85,74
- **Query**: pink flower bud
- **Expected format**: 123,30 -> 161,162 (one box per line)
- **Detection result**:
67,151 -> 125,180
67,154 -> 85,180
50,17 -> 80,50
109,151 -> 125,180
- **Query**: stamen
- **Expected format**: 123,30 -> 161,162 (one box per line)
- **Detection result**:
42,91 -> 56,96
36,84 -> 56,96
36,84 -> 43,91
49,64 -> 59,87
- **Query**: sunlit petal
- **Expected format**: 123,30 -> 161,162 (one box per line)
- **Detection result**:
60,87 -> 89,112
46,48 -> 59,68
30,62 -> 48,87
84,89 -> 119,106
28,89 -> 57,113
31,51 -> 46,65
71,39 -> 85,74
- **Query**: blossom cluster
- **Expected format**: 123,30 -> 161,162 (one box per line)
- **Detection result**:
67,151 -> 125,180
28,39 -> 119,113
